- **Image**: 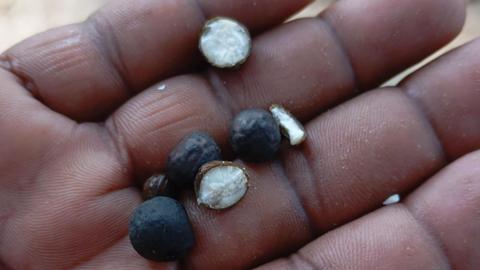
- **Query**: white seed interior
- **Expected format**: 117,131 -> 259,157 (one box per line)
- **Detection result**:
383,194 -> 401,206
270,106 -> 306,145
197,165 -> 248,210
199,18 -> 251,68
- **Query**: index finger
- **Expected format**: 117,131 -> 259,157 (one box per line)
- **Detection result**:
1,0 -> 311,120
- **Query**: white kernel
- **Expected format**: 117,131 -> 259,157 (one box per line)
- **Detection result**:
195,162 -> 249,210
199,17 -> 251,68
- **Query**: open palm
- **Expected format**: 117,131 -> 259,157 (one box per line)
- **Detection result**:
0,0 -> 479,269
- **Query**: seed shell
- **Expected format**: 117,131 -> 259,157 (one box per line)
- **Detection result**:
270,104 -> 307,146
195,161 -> 249,210
142,174 -> 176,200
199,17 -> 252,68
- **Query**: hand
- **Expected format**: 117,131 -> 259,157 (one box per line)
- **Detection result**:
0,0 -> 478,269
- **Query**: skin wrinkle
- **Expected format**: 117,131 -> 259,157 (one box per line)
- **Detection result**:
401,88 -> 450,159
0,54 -> 41,99
0,55 -> 12,70
85,16 -> 134,97
287,206 -> 453,270
189,0 -> 208,22
291,253 -> 320,270
402,151 -> 480,269
105,116 -> 146,183
205,69 -> 237,121
316,17 -> 359,94
67,208 -> 130,269
401,204 -> 454,269
96,123 -> 135,192
401,39 -> 480,159
271,160 -> 316,237
279,146 -> 326,235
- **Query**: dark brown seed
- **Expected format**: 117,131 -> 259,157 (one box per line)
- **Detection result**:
142,174 -> 176,200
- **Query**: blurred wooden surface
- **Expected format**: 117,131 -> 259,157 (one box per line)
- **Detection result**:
0,0 -> 479,81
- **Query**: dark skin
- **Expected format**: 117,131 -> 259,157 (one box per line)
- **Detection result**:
0,0 -> 479,269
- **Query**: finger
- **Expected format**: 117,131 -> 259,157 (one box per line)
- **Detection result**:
0,0 -> 310,121
401,38 -> 480,159
321,0 -> 467,89
257,206 -> 451,270
111,0 -> 467,175
405,150 -> 480,269
0,68 -> 74,208
257,150 -> 480,270
214,0 -> 466,119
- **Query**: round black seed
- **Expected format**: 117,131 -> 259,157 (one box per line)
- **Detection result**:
230,109 -> 281,162
129,197 -> 195,262
142,174 -> 177,200
166,132 -> 222,189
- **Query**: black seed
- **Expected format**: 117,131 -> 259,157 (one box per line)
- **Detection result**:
129,197 -> 195,262
230,109 -> 281,162
142,174 -> 177,200
166,132 -> 222,189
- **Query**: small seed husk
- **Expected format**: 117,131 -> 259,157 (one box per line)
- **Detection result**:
195,161 -> 249,210
199,17 -> 252,69
270,104 -> 307,146
142,174 -> 176,200
383,194 -> 401,206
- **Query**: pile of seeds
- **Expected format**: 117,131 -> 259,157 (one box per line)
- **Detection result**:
129,104 -> 306,262
128,16 -> 307,263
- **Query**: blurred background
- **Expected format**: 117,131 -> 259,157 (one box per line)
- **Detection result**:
0,0 -> 479,82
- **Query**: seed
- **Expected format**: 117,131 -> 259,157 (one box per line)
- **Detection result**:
269,104 -> 307,146
166,132 -> 222,189
129,197 -> 195,262
195,161 -> 249,210
383,194 -> 401,206
142,174 -> 176,200
230,109 -> 281,162
199,17 -> 252,68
